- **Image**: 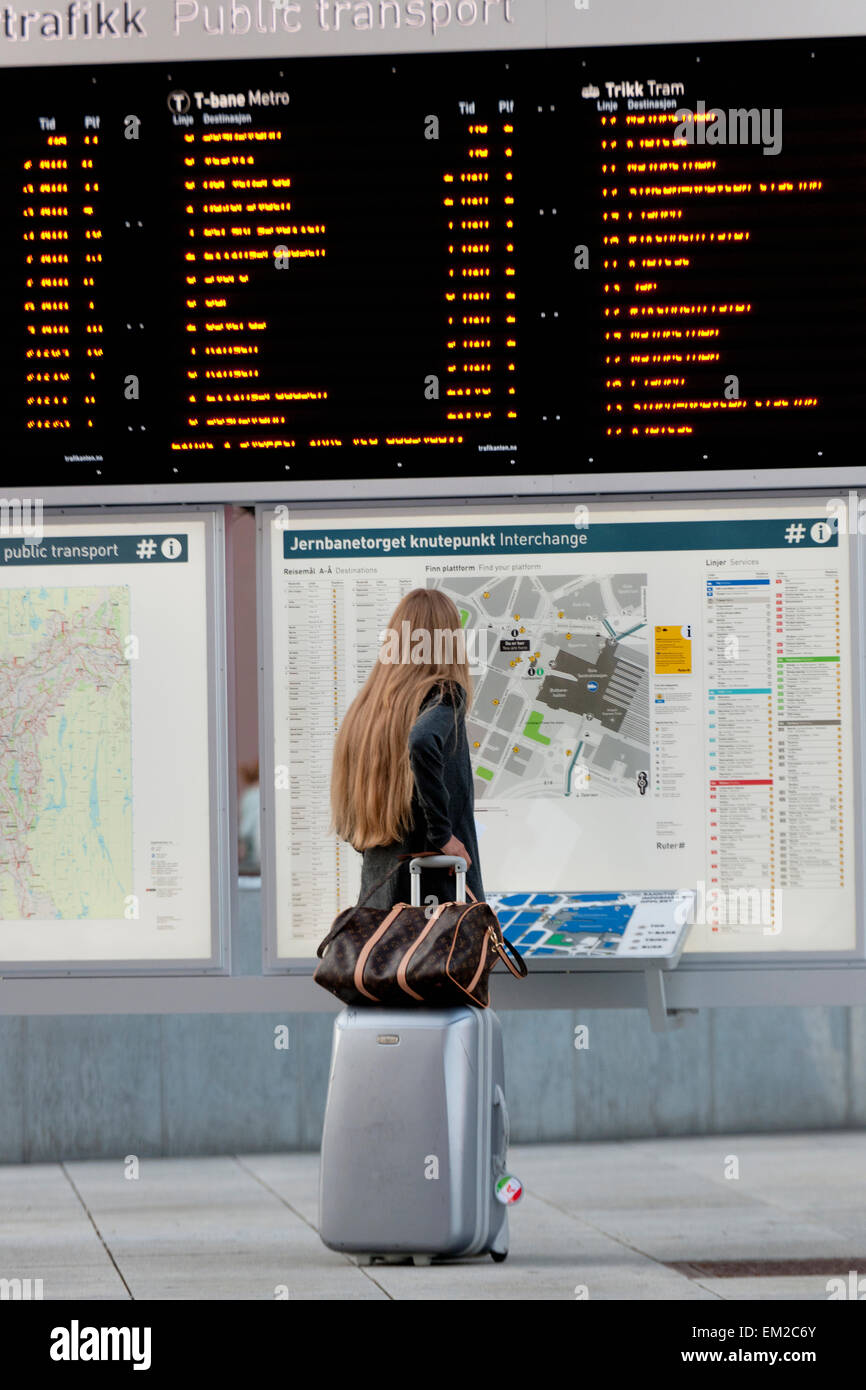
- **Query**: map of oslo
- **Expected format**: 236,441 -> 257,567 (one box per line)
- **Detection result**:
0,587 -> 132,920
437,571 -> 649,800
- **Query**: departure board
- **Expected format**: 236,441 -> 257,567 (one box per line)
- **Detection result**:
2,35 -> 864,486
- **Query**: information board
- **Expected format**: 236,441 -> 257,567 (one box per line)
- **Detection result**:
2,34 -> 864,489
260,495 -> 860,963
0,509 -> 230,971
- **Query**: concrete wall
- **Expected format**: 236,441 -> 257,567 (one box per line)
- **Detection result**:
3,1002 -> 864,1162
0,888 -> 864,1162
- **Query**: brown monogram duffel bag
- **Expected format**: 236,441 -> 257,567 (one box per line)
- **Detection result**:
314,852 -> 528,1009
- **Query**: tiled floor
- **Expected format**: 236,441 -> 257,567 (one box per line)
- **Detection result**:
1,1132 -> 864,1299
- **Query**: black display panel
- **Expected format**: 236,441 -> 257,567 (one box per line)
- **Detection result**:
2,35 -> 864,487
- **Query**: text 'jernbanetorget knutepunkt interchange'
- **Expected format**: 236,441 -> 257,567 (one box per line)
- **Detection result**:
285,531 -> 589,552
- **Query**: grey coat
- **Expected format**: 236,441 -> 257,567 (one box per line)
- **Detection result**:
355,682 -> 484,911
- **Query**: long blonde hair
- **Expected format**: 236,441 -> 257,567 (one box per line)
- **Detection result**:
331,588 -> 473,849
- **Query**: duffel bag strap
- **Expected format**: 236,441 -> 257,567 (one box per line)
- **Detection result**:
317,864 -> 405,958
355,861 -> 403,911
355,847 -> 433,910
460,892 -> 527,977
316,913 -> 355,959
491,932 -> 529,979
472,897 -> 528,978
318,847 -> 433,957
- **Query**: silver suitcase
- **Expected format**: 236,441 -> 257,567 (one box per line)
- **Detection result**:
318,856 -> 520,1265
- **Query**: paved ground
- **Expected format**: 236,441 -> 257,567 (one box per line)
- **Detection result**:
1,1132 -> 864,1300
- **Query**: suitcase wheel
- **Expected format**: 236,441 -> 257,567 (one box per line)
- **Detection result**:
490,1249 -> 508,1263
412,1255 -> 433,1267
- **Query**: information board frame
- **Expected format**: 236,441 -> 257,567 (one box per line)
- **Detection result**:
33,464 -> 866,510
257,485 -> 865,973
0,504 -> 235,977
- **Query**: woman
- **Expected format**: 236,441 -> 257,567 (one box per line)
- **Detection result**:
330,587 -> 483,913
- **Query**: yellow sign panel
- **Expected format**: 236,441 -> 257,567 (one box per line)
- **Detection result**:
654,624 -> 692,675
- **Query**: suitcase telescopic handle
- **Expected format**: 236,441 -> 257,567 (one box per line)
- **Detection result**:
409,854 -> 467,906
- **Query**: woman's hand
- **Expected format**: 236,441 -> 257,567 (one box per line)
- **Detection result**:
439,835 -> 472,871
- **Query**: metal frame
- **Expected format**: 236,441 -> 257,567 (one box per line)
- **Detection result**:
29,464 -> 866,508
256,482 -> 865,982
4,15 -> 866,1014
0,505 -> 235,977
257,504 -> 281,973
3,961 -> 866,1014
2,474 -> 864,1010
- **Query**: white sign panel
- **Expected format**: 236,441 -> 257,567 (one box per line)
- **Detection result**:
0,0 -> 861,66
262,497 -> 858,960
0,511 -> 226,967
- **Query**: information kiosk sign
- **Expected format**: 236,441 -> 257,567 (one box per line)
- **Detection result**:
0,508 -> 232,973
259,494 -> 861,967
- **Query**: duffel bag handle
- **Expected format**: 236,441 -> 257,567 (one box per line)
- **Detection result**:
491,930 -> 529,979
317,914 -> 351,959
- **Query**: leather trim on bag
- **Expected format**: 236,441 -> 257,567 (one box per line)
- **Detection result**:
396,901 -> 450,1000
467,931 -> 491,996
445,902 -> 489,1003
354,903 -> 405,1001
